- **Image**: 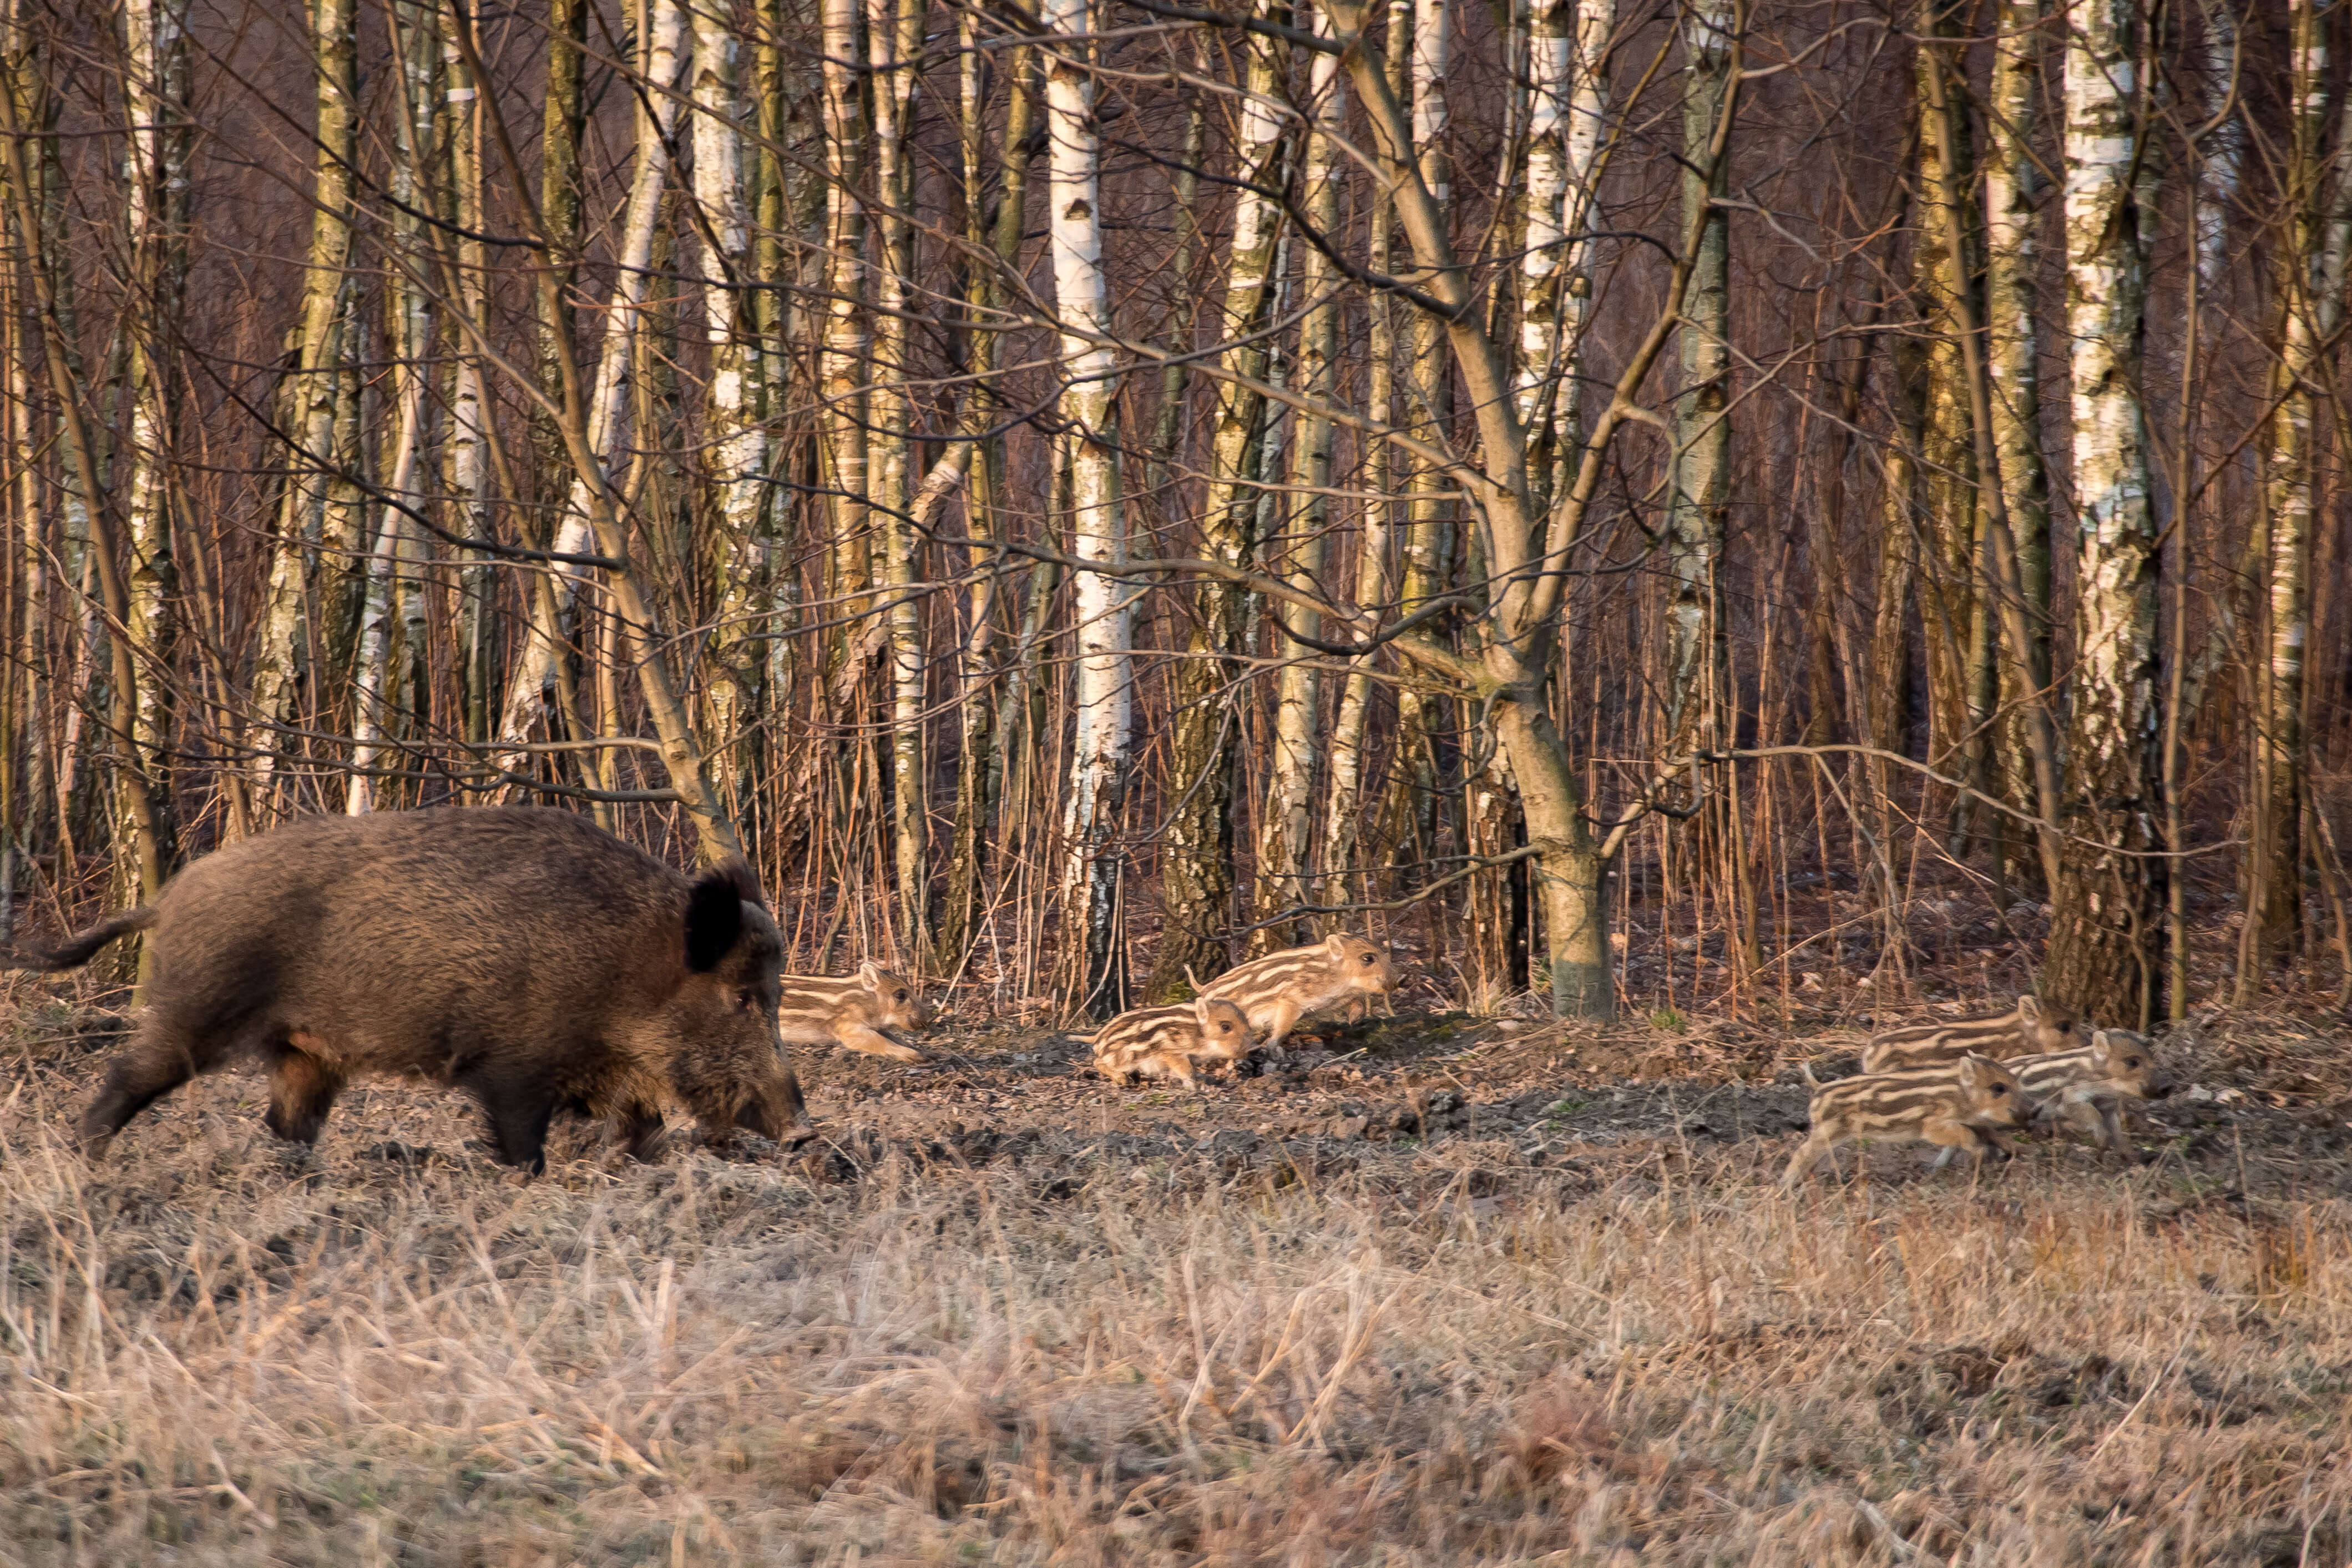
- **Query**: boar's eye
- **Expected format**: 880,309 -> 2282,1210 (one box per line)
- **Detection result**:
1360,954 -> 1375,964
1989,1083 -> 2007,1095
736,988 -> 757,1012
896,990 -> 909,1002
2126,1056 -> 2142,1068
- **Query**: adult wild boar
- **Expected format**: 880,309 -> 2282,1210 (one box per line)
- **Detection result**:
7,807 -> 812,1172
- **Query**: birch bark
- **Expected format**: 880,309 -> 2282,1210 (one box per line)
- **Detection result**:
693,0 -> 768,766
2242,0 -> 2320,981
494,0 -> 687,755
1985,0 -> 2051,886
1258,14 -> 1343,946
2045,0 -> 2163,1020
1142,19 -> 1286,998
250,0 -> 356,812
1046,0 -> 1130,1015
116,0 -> 188,890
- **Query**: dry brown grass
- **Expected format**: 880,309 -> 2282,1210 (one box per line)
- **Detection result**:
4,1010 -> 2351,1566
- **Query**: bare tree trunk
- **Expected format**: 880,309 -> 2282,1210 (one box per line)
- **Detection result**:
818,0 -> 871,666
2045,0 -> 2162,1023
114,0 -> 189,912
250,0 -> 357,814
438,7 -> 489,756
1046,0 -> 1129,1016
1258,15 -> 1343,947
865,0 -> 929,958
2239,0 -> 2320,990
1142,17 -> 1284,999
2193,0 -> 2240,291
943,34 -> 1038,963
1985,0 -> 2052,896
1319,15 -> 1407,914
0,64 -> 168,910
1663,0 -> 1731,760
690,0 -> 765,796
494,0 -> 686,756
1385,0 -> 1453,869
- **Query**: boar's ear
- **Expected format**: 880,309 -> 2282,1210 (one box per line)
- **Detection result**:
710,855 -> 768,909
2087,1028 -> 2112,1060
1324,933 -> 1347,955
1956,1054 -> 1987,1089
2018,994 -> 2041,1023
858,960 -> 883,988
684,867 -> 748,972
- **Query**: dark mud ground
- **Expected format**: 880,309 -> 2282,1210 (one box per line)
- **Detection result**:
11,993 -> 2351,1205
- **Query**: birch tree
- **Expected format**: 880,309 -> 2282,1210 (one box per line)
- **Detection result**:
2044,0 -> 2162,1020
2242,0 -> 2321,982
1985,0 -> 2051,888
250,0 -> 357,810
1258,12 -> 1344,946
1045,0 -> 1129,1015
817,0 -> 871,660
1662,0 -> 1732,760
115,0 -> 189,888
693,0 -> 767,767
1143,19 -> 1286,999
494,0 -> 687,756
867,0 -> 929,954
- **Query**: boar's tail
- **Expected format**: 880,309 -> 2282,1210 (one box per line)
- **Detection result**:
6,907 -> 158,971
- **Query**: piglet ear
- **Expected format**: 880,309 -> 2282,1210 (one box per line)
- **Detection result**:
2088,1027 -> 2112,1060
2018,994 -> 2041,1023
1324,933 -> 1347,955
685,865 -> 748,973
859,960 -> 883,988
1956,1054 -> 1986,1090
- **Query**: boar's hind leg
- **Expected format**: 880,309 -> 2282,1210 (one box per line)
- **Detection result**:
264,1047 -> 346,1145
79,1014 -> 214,1156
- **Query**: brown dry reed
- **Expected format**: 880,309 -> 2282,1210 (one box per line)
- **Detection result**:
2,1044 -> 2349,1566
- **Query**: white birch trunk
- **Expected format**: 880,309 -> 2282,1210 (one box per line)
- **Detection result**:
1986,0 -> 2051,847
818,0 -> 871,645
691,0 -> 767,755
117,0 -> 188,884
1663,0 -> 1732,753
1046,0 -> 1129,1012
494,0 -> 687,753
251,0 -> 355,811
1513,0 -> 1570,468
1262,14 -> 1343,941
2194,0 -> 2240,290
2245,0 -> 2322,967
1559,0 -> 1610,449
439,13 -> 490,741
2046,0 -> 2163,1013
347,309 -> 426,815
867,0 -> 929,949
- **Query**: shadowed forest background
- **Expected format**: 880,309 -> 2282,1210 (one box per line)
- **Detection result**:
1,0 -> 2346,1028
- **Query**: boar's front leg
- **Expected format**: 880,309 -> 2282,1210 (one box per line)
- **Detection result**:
463,1075 -> 557,1174
613,1101 -> 669,1162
